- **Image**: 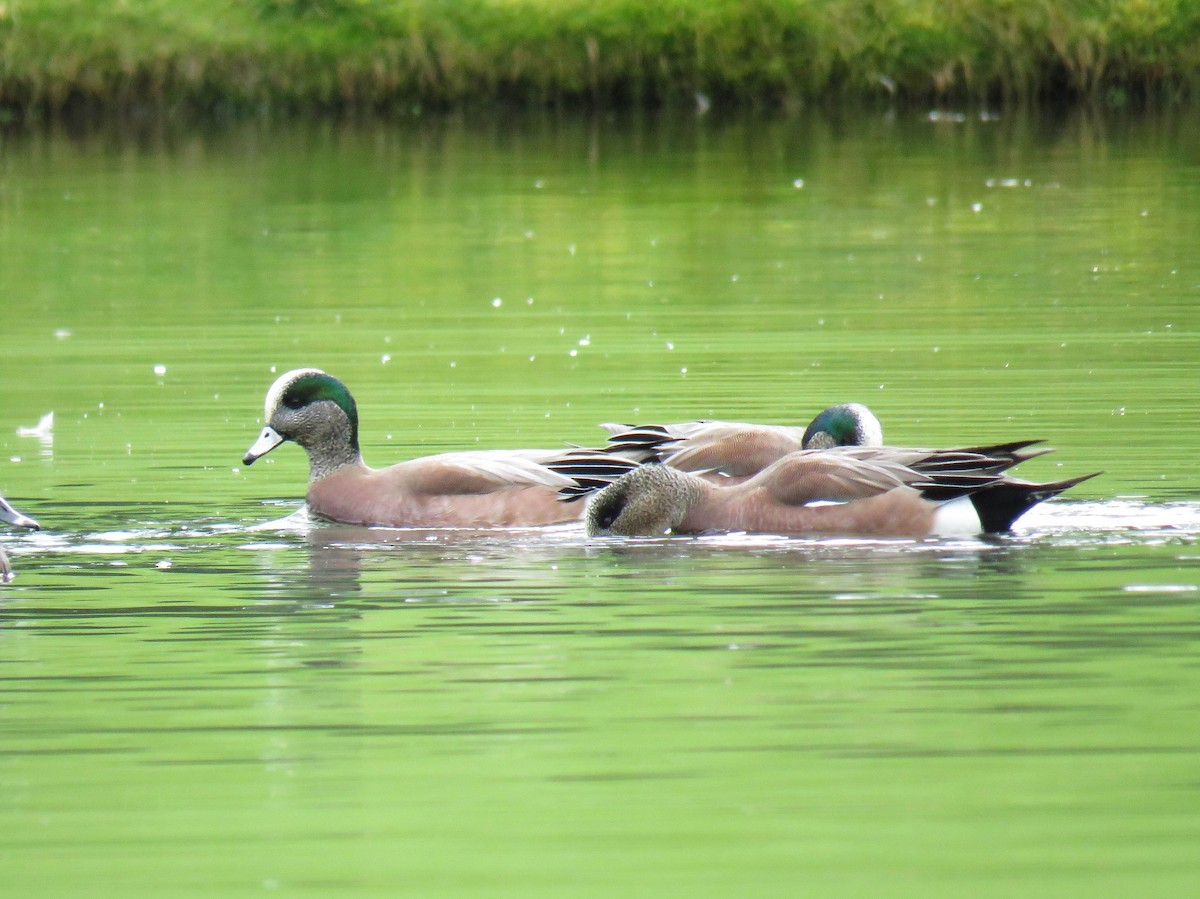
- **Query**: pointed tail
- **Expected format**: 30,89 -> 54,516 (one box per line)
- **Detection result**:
970,472 -> 1101,533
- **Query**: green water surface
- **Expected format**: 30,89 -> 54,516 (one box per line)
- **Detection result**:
1,108 -> 1198,896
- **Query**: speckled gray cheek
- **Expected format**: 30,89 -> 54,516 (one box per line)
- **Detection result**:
587,466 -> 704,536
266,405 -> 304,442
805,432 -> 837,450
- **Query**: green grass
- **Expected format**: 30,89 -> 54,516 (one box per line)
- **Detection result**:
2,0 -> 1199,118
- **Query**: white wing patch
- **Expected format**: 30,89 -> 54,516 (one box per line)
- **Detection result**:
427,451 -> 575,488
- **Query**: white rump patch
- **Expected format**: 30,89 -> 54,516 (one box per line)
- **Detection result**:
932,495 -> 982,536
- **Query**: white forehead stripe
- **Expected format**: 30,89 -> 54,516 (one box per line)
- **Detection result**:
263,368 -> 326,419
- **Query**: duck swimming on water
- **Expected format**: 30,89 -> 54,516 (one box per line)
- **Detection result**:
599,402 -> 885,481
242,368 -> 635,528
579,444 -> 1098,539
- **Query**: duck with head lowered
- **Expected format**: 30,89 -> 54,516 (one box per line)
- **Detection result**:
579,443 -> 1098,539
242,368 -> 635,528
599,403 -> 885,483
595,403 -> 1072,493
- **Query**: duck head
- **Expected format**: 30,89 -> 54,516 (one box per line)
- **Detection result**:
586,465 -> 705,537
0,495 -> 39,531
802,403 -> 883,449
244,368 -> 362,479
0,495 -> 39,583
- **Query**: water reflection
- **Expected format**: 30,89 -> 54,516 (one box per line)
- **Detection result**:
2,495 -> 1198,896
2,498 -> 1195,599
3,108 -> 1200,894
14,411 -> 55,460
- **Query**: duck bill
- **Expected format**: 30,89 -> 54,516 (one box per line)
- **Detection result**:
243,426 -> 286,465
0,497 -> 39,530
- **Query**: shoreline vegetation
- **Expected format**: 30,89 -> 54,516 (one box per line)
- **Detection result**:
2,0 -> 1198,121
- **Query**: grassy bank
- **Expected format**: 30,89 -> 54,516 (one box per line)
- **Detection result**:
2,0 -> 1198,118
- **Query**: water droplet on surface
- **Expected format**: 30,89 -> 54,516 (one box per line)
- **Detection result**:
153,364 -> 166,375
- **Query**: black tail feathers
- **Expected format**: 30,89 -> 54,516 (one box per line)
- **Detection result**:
547,452 -> 642,502
969,472 -> 1101,533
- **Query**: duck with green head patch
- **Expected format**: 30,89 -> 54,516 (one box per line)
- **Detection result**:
596,404 -> 1058,489
243,368 -> 635,528
599,402 -> 885,482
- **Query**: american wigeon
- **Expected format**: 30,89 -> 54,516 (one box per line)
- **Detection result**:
598,405 -> 1062,490
600,403 -> 884,480
581,445 -> 1098,538
0,494 -> 40,583
242,368 -> 636,528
